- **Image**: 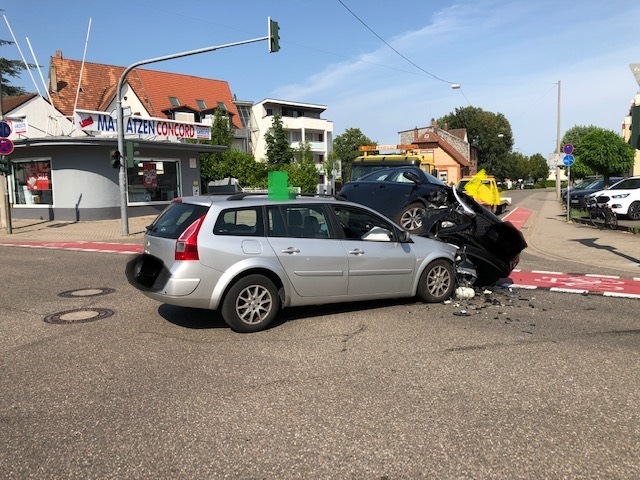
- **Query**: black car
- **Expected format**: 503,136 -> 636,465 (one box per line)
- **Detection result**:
568,177 -> 624,208
338,166 -> 447,233
339,166 -> 527,285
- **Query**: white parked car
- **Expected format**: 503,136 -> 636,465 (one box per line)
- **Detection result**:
590,176 -> 640,220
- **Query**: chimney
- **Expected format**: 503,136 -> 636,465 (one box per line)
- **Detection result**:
431,118 -> 437,128
55,50 -> 63,59
413,127 -> 418,140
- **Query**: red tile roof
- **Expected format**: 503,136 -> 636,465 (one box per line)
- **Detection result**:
1,93 -> 38,114
48,53 -> 241,128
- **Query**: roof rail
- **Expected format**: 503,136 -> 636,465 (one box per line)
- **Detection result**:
226,192 -> 347,201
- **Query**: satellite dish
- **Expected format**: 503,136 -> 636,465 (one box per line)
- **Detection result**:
631,63 -> 640,87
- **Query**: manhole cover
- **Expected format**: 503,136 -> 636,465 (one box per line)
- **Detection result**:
58,288 -> 115,298
44,308 -> 115,324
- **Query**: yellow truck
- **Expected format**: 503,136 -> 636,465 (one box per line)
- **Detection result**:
457,170 -> 511,214
350,144 -> 436,181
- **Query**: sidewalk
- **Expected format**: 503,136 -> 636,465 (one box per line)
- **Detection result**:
521,190 -> 640,275
0,215 -> 156,243
1,191 -> 639,274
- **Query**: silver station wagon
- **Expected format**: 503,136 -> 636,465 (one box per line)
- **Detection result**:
126,194 -> 475,332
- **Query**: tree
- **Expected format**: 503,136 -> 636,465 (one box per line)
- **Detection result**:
264,114 -> 293,167
437,106 -> 513,176
575,127 -> 634,186
528,153 -> 550,183
324,150 -> 341,186
502,151 -> 529,181
286,141 -> 319,193
331,128 -> 375,181
561,125 -> 598,178
293,140 -> 313,164
199,109 -> 236,184
1,39 -> 33,96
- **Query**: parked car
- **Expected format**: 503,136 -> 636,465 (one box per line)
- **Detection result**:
126,194 -> 476,333
590,176 -> 640,220
561,179 -> 594,201
338,166 -> 448,233
568,177 -> 624,209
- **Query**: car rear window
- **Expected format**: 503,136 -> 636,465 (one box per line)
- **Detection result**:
214,207 -> 264,236
146,202 -> 209,239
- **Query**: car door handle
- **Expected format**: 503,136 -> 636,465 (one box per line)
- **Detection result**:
348,248 -> 365,256
281,247 -> 300,254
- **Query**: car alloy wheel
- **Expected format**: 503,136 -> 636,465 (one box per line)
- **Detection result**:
222,275 -> 280,333
399,203 -> 426,232
416,259 -> 455,303
628,201 -> 640,220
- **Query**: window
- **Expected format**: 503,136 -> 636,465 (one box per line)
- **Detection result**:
12,159 -> 53,205
267,205 -> 330,238
333,205 -> 394,241
169,96 -> 180,106
127,160 -> 180,203
146,202 -> 208,239
217,101 -> 227,111
214,208 -> 263,236
196,99 -> 207,109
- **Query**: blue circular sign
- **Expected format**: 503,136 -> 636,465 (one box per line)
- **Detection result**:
563,154 -> 575,167
563,144 -> 574,155
0,121 -> 11,138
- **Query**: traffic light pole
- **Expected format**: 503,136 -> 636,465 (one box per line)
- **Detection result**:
0,71 -> 12,234
116,35 -> 271,236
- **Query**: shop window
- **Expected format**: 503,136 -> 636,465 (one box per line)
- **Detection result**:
127,160 -> 180,203
12,159 -> 53,205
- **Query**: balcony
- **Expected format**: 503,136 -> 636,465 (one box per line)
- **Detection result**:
290,141 -> 326,152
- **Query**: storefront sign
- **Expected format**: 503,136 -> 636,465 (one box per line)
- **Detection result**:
74,109 -> 211,140
7,119 -> 28,136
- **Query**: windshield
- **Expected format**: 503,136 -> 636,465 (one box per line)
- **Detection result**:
609,177 -> 640,190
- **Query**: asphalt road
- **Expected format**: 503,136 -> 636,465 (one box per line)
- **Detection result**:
1,247 -> 638,479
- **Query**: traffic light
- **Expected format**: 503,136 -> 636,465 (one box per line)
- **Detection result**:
268,17 -> 280,53
110,150 -> 122,169
126,141 -> 140,168
0,155 -> 10,175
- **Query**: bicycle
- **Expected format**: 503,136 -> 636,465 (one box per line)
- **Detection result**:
586,196 -> 618,230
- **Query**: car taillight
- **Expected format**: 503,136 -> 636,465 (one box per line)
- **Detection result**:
175,215 -> 205,261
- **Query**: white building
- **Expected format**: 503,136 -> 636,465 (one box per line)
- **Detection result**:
251,99 -> 335,193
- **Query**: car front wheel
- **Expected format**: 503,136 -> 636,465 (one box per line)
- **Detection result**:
416,259 -> 455,303
627,201 -> 640,220
221,274 -> 280,333
397,203 -> 426,233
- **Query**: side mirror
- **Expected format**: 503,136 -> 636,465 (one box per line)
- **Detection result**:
402,171 -> 421,184
397,230 -> 412,242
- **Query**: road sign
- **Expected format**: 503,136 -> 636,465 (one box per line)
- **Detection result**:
0,138 -> 14,155
0,121 -> 11,138
563,154 -> 575,167
563,144 -> 574,155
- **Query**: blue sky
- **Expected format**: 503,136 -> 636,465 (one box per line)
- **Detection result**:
3,0 -> 639,157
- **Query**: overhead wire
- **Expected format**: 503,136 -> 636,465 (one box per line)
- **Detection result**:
337,0 -> 470,105
336,0 -> 455,84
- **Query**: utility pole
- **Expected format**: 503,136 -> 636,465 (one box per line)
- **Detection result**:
555,80 -> 562,201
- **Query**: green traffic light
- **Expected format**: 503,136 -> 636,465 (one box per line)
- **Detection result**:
268,18 -> 280,53
0,156 -> 10,175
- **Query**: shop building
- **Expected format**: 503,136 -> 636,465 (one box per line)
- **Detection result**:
3,52 -> 233,221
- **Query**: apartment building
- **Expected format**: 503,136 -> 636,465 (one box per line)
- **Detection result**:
251,99 -> 334,193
